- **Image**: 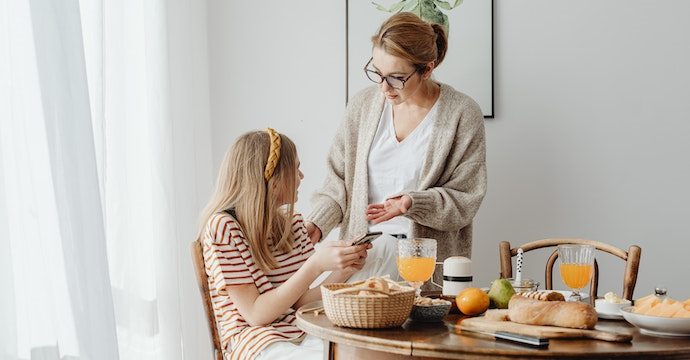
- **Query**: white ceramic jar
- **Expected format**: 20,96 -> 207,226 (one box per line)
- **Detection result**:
442,256 -> 473,296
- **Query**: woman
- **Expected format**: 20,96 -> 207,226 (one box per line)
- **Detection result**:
306,12 -> 487,284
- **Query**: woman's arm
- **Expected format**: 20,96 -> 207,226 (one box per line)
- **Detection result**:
308,120 -> 349,240
402,105 -> 487,231
403,159 -> 486,231
366,104 -> 487,232
308,87 -> 376,240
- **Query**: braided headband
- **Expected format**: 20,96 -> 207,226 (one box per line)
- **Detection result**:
264,128 -> 281,181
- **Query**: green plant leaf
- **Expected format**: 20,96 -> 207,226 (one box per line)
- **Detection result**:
372,2 -> 390,12
435,0 -> 452,10
419,0 -> 443,24
372,0 -> 410,13
402,0 -> 420,12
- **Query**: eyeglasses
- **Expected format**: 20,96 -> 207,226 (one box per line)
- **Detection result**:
363,58 -> 417,90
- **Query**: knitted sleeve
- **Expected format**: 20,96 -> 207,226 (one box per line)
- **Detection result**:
403,99 -> 487,231
307,117 -> 349,238
308,88 -> 374,238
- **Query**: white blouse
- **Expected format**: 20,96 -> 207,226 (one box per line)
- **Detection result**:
367,100 -> 438,235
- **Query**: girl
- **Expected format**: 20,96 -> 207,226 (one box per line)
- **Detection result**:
198,129 -> 370,360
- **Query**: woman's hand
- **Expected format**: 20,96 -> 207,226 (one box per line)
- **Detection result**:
308,240 -> 370,273
366,195 -> 412,224
305,221 -> 322,245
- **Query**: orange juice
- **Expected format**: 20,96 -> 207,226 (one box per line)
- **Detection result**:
397,257 -> 435,283
560,263 -> 593,290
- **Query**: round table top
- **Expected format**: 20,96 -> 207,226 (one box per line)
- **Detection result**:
296,301 -> 690,359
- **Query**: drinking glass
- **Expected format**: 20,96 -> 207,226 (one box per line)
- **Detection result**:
558,244 -> 595,302
397,238 -> 437,296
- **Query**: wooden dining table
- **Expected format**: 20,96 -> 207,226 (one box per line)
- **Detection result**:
296,301 -> 690,359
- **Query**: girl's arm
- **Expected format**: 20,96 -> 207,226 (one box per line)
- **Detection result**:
292,262 -> 365,310
227,242 -> 368,327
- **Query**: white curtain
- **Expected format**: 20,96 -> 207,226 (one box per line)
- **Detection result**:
0,0 -> 213,359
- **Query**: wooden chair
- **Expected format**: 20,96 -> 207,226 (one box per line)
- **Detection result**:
499,239 -> 641,301
191,240 -> 224,360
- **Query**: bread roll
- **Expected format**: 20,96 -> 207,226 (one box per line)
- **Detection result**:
357,278 -> 390,296
508,295 -> 597,329
516,291 -> 566,302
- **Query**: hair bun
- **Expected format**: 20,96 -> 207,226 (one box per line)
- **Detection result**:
430,23 -> 448,68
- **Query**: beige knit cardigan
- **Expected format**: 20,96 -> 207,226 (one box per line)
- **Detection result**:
308,83 -> 487,266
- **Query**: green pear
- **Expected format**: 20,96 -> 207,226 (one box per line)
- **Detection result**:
488,278 -> 516,309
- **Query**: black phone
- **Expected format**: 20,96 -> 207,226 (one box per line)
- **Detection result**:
351,231 -> 383,246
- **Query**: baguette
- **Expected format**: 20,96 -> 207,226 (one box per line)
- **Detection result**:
516,290 -> 565,302
508,295 -> 597,329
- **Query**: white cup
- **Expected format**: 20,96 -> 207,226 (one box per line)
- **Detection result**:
442,256 -> 473,296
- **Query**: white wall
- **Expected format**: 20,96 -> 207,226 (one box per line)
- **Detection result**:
208,1 -> 690,299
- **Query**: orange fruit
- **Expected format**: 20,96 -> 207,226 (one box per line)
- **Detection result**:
456,288 -> 490,316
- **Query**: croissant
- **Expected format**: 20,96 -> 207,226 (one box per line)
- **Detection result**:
508,295 -> 597,329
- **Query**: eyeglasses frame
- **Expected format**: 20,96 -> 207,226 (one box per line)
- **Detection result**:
363,57 -> 419,90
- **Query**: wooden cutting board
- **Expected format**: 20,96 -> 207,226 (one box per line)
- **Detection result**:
459,316 -> 633,342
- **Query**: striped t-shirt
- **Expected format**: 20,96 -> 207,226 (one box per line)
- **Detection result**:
202,211 -> 315,360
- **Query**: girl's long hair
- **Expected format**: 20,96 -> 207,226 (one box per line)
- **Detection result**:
197,130 -> 298,272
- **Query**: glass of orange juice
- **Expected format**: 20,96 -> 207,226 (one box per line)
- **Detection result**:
398,238 -> 437,296
558,244 -> 595,302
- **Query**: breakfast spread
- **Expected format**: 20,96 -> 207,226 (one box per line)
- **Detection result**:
604,291 -> 625,304
517,290 -> 566,302
330,276 -> 412,296
357,277 -> 390,296
508,295 -> 598,329
415,296 -> 451,306
487,278 -> 516,309
633,292 -> 690,318
456,287 -> 490,315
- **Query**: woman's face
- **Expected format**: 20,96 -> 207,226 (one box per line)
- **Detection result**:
369,47 -> 431,105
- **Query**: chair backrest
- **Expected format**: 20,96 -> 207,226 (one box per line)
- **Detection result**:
499,238 -> 641,301
191,240 -> 223,360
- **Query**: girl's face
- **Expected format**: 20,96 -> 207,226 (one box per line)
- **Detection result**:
294,160 -> 303,201
276,159 -> 303,205
369,47 -> 433,105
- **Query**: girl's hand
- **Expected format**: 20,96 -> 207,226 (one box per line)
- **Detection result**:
309,240 -> 370,273
305,221 -> 322,245
366,195 -> 412,224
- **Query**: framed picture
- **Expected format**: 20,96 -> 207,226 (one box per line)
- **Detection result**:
346,0 -> 494,118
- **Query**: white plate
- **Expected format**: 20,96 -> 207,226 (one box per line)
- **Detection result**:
594,298 -> 630,320
598,311 -> 625,320
620,306 -> 690,337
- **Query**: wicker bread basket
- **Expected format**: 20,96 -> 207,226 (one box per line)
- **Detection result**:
321,283 -> 415,328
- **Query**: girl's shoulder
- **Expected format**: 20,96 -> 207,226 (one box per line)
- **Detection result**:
205,211 -> 246,245
290,212 -> 307,234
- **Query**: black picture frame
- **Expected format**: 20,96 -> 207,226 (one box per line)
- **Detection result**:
346,0 -> 494,118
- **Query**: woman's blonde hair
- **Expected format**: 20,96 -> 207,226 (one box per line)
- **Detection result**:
371,12 -> 448,72
197,130 -> 299,272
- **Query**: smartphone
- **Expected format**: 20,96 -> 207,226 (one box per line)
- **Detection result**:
351,231 -> 383,246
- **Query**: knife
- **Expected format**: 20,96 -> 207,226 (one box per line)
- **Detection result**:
458,327 -> 549,347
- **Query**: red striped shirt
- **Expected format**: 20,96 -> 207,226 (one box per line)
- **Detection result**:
202,212 -> 314,360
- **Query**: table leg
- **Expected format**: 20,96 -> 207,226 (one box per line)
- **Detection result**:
323,339 -> 334,360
